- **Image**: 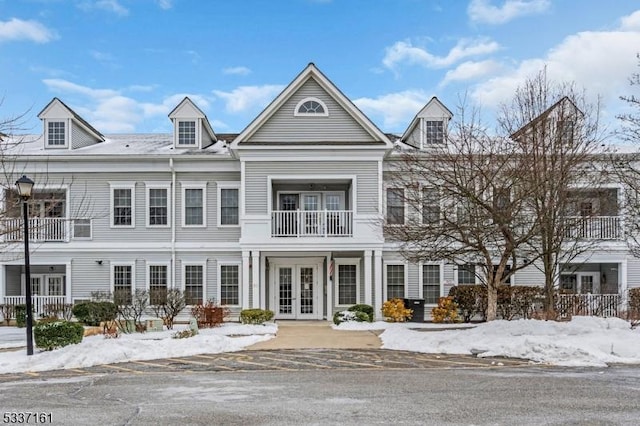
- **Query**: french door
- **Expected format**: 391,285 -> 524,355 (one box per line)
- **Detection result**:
274,264 -> 320,319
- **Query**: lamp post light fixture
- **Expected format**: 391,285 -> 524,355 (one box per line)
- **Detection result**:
15,175 -> 34,356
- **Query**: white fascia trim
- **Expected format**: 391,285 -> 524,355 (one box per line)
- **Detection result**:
110,261 -> 136,293
217,261 -> 242,307
217,181 -> 241,228
182,261 -> 207,304
180,181 -> 207,228
109,182 -> 136,229
383,261 -> 408,301
294,97 -> 329,117
145,182 -> 171,228
146,261 -> 171,291
334,257 -> 360,308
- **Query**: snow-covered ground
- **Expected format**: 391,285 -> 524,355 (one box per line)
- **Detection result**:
1,317 -> 639,373
374,317 -> 640,367
0,323 -> 276,374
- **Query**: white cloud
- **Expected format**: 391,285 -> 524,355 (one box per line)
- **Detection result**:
0,18 -> 57,43
353,90 -> 430,130
383,38 -> 500,72
222,66 -> 252,76
213,85 -> 285,113
470,25 -> 640,115
41,78 -> 214,133
440,59 -> 503,87
468,0 -> 550,25
620,10 -> 640,31
78,0 -> 129,16
157,0 -> 173,10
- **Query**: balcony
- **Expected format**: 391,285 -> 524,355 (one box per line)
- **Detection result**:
563,216 -> 621,240
3,217 -> 68,242
271,210 -> 353,237
1,295 -> 68,318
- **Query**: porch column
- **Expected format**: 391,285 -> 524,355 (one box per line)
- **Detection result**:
326,254 -> 333,319
620,259 -> 628,305
0,265 -> 5,302
364,250 -> 372,306
373,250 -> 383,321
242,251 -> 250,309
251,251 -> 260,308
260,254 -> 267,310
65,261 -> 72,304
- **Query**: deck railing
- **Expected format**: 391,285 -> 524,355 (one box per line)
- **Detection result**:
563,216 -> 621,240
1,295 -> 68,319
556,294 -> 621,318
3,218 -> 68,242
271,210 -> 353,237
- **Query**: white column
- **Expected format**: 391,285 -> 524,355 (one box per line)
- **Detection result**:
65,261 -> 72,304
0,265 -> 5,301
242,251 -> 250,309
251,251 -> 260,308
373,250 -> 383,321
620,258 -> 628,305
326,255 -> 332,319
260,254 -> 267,310
364,250 -> 372,306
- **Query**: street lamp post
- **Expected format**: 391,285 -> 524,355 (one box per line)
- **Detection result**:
15,175 -> 34,356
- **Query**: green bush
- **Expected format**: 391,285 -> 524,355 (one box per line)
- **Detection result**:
15,305 -> 27,328
347,304 -> 374,322
239,309 -> 274,325
33,320 -> 84,351
72,301 -> 117,326
333,310 -> 370,325
448,285 -> 484,322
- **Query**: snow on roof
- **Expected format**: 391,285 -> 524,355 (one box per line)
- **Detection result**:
1,134 -> 235,157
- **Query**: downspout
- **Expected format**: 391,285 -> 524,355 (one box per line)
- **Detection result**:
170,157 -> 177,289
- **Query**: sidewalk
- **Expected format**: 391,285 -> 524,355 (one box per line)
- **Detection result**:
246,320 -> 382,350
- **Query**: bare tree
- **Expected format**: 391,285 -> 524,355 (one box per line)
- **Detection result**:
385,103 -> 540,321
498,70 -> 605,317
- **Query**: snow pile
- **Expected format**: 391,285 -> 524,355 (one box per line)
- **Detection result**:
0,323 -> 276,374
380,317 -> 640,367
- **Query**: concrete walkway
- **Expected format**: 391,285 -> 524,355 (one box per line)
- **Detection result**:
246,320 -> 382,350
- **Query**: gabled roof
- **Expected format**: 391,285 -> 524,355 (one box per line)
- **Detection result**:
37,97 -> 105,142
231,63 -> 392,148
168,96 -> 217,141
400,96 -> 453,148
510,96 -> 584,139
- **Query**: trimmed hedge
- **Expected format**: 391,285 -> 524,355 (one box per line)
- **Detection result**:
33,320 -> 84,351
333,310 -> 370,325
72,301 -> 117,326
449,285 -> 545,322
239,309 -> 275,325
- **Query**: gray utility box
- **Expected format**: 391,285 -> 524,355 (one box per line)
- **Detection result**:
403,298 -> 425,322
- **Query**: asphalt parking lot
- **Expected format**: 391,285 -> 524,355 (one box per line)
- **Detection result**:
0,348 -> 530,383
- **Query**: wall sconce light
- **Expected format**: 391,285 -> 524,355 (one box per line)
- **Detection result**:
96,260 -> 103,265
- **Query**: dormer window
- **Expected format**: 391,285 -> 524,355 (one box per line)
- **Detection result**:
425,120 -> 444,145
294,97 -> 328,116
47,121 -> 66,147
178,120 -> 196,146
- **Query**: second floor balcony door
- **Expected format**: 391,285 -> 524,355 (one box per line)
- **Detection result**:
279,194 -> 299,236
302,194 -> 320,235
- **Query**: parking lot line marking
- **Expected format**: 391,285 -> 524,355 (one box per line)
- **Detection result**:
234,359 -> 293,370
131,360 -> 178,369
70,369 -> 88,374
284,353 -> 383,369
103,364 -> 143,374
256,355 -> 331,369
24,372 -> 39,377
169,358 -> 210,366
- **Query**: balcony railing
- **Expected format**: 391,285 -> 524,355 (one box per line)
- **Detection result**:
271,210 -> 353,237
556,294 -> 621,318
563,216 -> 621,240
3,218 -> 68,242
1,296 -> 68,318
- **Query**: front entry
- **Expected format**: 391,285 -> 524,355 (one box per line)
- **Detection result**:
270,259 -> 323,320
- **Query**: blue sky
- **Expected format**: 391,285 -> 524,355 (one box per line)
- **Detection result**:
1,0 -> 640,135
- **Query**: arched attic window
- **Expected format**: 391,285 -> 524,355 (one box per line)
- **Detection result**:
294,97 -> 329,116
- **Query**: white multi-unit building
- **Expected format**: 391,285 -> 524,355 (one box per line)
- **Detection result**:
0,63 -> 635,321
